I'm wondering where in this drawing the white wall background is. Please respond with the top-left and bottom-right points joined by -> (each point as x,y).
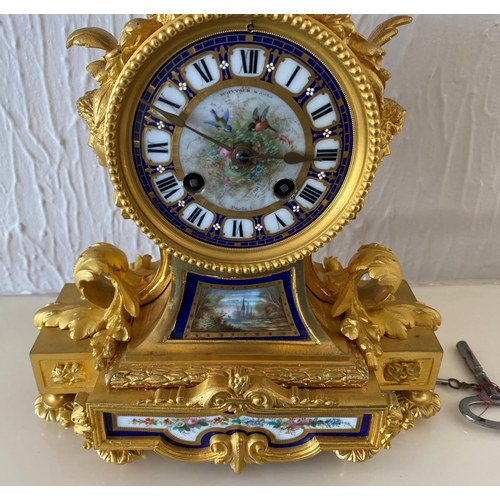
1,14 -> 499,294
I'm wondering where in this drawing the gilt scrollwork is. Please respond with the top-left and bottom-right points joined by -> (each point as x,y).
137,368 -> 338,413
380,390 -> 440,451
308,244 -> 441,370
335,388 -> 441,461
66,17 -> 162,169
310,15 -> 410,159
71,392 -> 93,449
33,243 -> 169,371
210,432 -> 268,474
379,392 -> 406,450
384,361 -> 421,384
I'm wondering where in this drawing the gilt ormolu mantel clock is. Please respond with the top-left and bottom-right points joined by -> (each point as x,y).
30,14 -> 443,473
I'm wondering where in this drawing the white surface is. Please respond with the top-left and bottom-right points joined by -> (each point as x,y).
1,14 -> 500,294
2,285 -> 500,486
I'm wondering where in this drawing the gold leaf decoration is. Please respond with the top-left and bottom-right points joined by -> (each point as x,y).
310,14 -> 411,161
368,15 -> 413,49
311,15 -> 411,87
313,244 -> 441,370
228,367 -> 251,395
70,307 -> 104,341
33,243 -> 166,371
148,14 -> 180,25
71,393 -> 94,450
398,390 -> 441,419
380,98 -> 406,157
33,303 -> 104,341
110,359 -> 367,390
34,394 -> 75,429
136,370 -> 339,413
67,16 -> 162,167
369,302 -> 441,340
118,18 -> 162,51
97,449 -> 144,465
334,448 -> 379,462
51,363 -> 86,385
211,432 -> 268,474
66,27 -> 118,52
379,392 -> 405,449
384,362 -> 421,384
308,14 -> 355,39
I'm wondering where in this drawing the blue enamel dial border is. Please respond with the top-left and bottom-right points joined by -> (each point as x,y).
133,31 -> 353,248
104,413 -> 371,449
170,270 -> 310,340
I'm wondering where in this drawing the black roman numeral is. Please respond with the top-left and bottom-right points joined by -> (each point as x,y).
298,184 -> 323,205
156,174 -> 180,201
275,214 -> 287,228
232,220 -> 244,238
193,58 -> 213,83
317,148 -> 338,162
285,65 -> 301,87
157,95 -> 181,109
240,49 -> 259,74
311,102 -> 334,122
147,142 -> 169,154
187,206 -> 207,228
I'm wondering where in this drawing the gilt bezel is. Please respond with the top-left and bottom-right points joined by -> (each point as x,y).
105,15 -> 380,273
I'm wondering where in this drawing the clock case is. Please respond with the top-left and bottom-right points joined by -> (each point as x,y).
30,15 -> 442,473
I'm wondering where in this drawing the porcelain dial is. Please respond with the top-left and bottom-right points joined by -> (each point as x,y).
132,29 -> 353,250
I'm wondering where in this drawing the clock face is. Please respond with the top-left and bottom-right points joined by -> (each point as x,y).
108,16 -> 375,271
177,85 -> 307,214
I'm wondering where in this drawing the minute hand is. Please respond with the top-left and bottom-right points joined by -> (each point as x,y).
251,152 -> 324,165
140,99 -> 234,152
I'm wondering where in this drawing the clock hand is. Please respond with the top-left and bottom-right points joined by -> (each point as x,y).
250,152 -> 325,165
140,99 -> 234,152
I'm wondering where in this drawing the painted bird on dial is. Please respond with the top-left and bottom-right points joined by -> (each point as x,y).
248,106 -> 277,132
204,109 -> 232,132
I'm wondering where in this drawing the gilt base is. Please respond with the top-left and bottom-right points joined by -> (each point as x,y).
31,263 -> 442,473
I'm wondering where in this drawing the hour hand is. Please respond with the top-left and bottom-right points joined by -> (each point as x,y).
140,99 -> 234,152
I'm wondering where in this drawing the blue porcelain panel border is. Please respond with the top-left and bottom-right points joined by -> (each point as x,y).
104,414 -> 372,449
170,270 -> 310,340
